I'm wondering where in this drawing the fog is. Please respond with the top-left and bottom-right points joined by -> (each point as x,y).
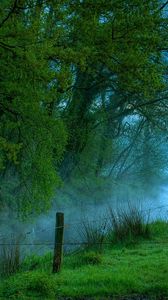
0,183 -> 168,259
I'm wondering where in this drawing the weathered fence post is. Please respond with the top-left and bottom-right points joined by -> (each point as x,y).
52,212 -> 64,273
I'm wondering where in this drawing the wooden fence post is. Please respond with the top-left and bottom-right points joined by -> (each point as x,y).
52,212 -> 64,273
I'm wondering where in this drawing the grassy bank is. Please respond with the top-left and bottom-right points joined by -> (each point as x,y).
0,221 -> 168,299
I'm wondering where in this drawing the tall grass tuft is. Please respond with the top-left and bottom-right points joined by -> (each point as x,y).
108,204 -> 150,243
78,216 -> 108,252
0,235 -> 21,277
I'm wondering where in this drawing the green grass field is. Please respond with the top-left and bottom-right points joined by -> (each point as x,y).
0,221 -> 168,299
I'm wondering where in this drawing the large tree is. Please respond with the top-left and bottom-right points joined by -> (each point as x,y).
0,0 -> 167,215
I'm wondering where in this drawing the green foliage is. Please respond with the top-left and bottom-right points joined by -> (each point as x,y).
0,137 -> 22,167
0,1 -> 69,215
0,0 -> 167,215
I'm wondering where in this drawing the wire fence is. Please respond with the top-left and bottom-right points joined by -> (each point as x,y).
0,203 -> 168,295
0,204 -> 168,240
1,202 -> 167,239
1,241 -> 168,246
0,203 -> 168,247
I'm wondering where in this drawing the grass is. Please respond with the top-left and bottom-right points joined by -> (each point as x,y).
0,235 -> 21,277
78,216 -> 108,252
108,205 -> 150,243
0,221 -> 168,299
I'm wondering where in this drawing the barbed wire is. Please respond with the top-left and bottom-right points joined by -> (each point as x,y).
1,240 -> 168,247
24,203 -> 168,234
24,203 -> 168,233
0,203 -> 168,241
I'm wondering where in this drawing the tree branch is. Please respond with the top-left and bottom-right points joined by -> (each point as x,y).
0,0 -> 18,28
158,1 -> 168,11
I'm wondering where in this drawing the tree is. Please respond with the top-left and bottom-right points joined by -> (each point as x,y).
0,0 -> 167,216
58,0 -> 167,179
0,0 -> 69,215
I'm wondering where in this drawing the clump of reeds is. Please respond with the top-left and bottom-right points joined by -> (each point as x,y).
108,204 -> 150,243
0,234 -> 20,277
